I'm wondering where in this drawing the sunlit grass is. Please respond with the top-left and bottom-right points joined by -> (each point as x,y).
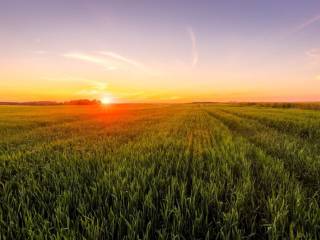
0,104 -> 319,239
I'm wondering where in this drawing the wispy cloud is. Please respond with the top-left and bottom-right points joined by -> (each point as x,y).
41,75 -> 108,96
305,48 -> 320,66
63,52 -> 116,70
306,48 -> 320,58
77,81 -> 108,96
63,51 -> 152,73
187,27 -> 199,68
98,51 -> 146,70
292,14 -> 320,33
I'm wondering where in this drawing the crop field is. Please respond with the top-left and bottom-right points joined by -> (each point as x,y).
1,104 -> 320,239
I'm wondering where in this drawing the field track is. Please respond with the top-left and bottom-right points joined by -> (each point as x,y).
1,104 -> 320,239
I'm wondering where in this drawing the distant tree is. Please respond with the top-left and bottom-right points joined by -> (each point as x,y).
63,99 -> 101,105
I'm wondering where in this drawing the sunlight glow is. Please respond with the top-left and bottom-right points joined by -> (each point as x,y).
101,96 -> 112,105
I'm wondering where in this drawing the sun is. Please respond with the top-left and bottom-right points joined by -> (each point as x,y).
101,96 -> 112,105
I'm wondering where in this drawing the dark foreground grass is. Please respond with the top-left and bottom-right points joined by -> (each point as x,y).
0,104 -> 320,239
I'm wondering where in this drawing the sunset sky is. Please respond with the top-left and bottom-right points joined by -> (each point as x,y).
1,0 -> 320,102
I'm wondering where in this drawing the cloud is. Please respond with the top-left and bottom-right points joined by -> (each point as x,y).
292,14 -> 320,33
104,66 -> 117,71
305,48 -> 320,66
98,51 -> 146,70
77,81 -> 108,96
306,48 -> 320,58
63,52 -> 116,70
40,74 -> 111,99
187,27 -> 199,68
63,51 -> 152,73
40,75 -> 108,96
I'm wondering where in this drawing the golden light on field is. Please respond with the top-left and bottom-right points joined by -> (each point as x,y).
101,96 -> 113,105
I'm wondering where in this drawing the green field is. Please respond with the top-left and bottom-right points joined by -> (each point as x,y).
1,104 -> 320,239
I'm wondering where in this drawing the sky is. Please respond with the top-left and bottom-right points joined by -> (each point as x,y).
1,0 -> 320,102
